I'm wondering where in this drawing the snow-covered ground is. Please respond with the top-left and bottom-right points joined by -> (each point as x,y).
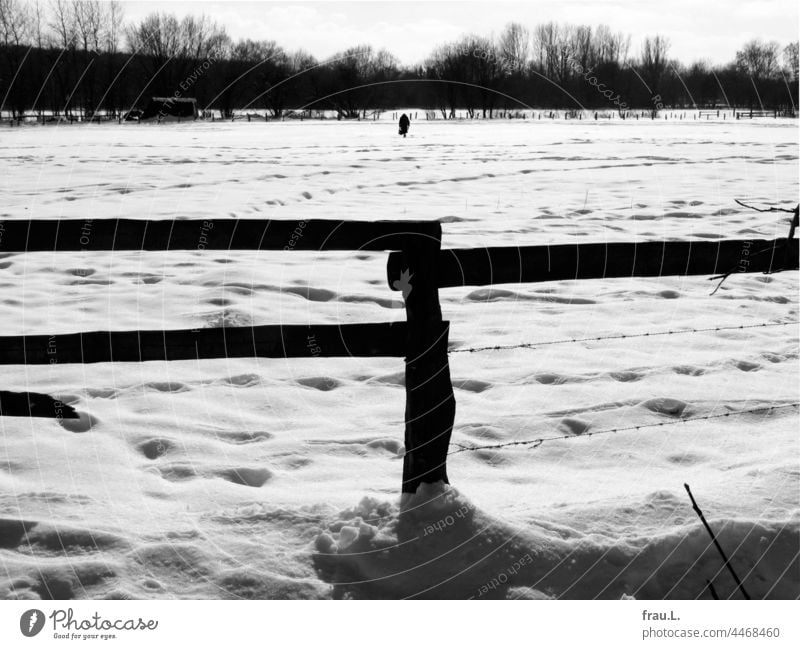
0,117 -> 797,599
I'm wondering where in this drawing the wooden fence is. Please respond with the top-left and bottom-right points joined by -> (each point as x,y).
735,110 -> 787,119
0,215 -> 797,493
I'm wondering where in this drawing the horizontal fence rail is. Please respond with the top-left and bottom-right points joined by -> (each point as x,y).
0,391 -> 78,419
0,219 -> 442,252
2,211 -> 796,497
0,322 -> 433,365
387,238 -> 798,289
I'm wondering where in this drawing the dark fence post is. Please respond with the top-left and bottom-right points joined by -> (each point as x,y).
400,226 -> 456,494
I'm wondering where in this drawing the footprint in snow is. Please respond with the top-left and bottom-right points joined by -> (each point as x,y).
137,438 -> 175,460
58,411 -> 98,433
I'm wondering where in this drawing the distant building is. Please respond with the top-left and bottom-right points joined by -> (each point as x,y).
139,97 -> 199,122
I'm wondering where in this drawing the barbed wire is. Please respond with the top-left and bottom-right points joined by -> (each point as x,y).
448,403 -> 800,455
449,320 -> 799,354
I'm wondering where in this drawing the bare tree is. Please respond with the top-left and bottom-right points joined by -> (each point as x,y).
181,13 -> 227,63
126,13 -> 181,61
327,44 -> 399,118
468,34 -> 504,117
533,22 -> 556,79
784,42 -> 799,82
0,0 -> 31,119
126,12 -> 227,96
735,39 -> 781,80
30,0 -> 44,47
257,41 -> 292,118
533,22 -> 573,85
47,0 -> 81,117
70,1 -> 109,117
567,24 -> 595,71
215,38 -> 287,118
498,22 -> 529,75
424,42 -> 462,118
531,22 -> 551,70
103,0 -> 123,53
640,35 -> 670,114
73,0 -> 103,52
0,0 -> 31,46
595,24 -> 630,67
49,0 -> 76,48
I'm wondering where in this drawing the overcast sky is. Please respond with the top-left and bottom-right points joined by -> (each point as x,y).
120,0 -> 799,66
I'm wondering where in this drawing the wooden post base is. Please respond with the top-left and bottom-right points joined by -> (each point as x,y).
402,325 -> 455,493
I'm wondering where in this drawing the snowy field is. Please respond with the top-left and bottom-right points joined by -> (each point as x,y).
0,117 -> 797,599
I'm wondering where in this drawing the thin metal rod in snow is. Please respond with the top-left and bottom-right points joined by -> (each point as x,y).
684,483 -> 751,600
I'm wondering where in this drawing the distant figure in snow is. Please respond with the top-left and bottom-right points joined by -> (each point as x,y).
398,113 -> 410,137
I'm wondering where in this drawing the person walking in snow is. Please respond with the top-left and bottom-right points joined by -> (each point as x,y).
398,113 -> 410,137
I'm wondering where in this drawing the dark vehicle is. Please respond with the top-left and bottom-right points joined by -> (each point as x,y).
123,109 -> 143,122
139,97 -> 198,122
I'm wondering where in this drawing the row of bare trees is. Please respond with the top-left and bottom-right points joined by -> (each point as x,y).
2,0 -> 124,117
1,1 -> 798,120
0,0 -> 403,118
421,24 -> 797,118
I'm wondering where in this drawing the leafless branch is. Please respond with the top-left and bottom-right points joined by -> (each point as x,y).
734,198 -> 797,214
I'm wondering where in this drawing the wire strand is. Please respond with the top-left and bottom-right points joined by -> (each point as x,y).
449,403 -> 800,454
449,320 -> 799,354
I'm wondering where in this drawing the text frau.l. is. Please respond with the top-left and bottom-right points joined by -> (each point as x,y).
50,609 -> 158,632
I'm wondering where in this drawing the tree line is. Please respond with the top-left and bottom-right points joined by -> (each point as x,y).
1,0 -> 798,120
